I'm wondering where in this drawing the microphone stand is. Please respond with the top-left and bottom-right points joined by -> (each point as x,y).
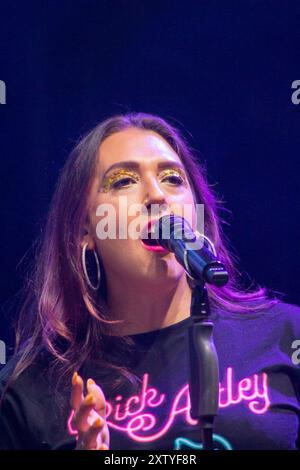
187,277 -> 219,450
152,215 -> 228,449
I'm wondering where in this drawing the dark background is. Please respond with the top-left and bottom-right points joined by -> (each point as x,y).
0,0 -> 299,358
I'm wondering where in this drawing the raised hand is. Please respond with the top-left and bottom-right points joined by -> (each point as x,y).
69,372 -> 110,450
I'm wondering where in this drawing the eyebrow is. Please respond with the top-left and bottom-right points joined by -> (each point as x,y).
102,160 -> 186,179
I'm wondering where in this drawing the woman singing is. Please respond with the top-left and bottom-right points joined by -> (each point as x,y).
0,113 -> 299,450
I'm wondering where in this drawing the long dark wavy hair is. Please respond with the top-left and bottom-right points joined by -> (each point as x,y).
4,112 -> 280,396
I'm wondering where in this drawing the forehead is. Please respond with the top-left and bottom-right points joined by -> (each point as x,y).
97,128 -> 182,173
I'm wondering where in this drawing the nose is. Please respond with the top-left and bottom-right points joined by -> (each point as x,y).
142,177 -> 169,214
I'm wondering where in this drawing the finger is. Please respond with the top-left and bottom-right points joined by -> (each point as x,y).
70,372 -> 84,411
100,443 -> 109,451
73,393 -> 96,433
86,379 -> 107,417
79,416 -> 104,450
100,422 -> 110,449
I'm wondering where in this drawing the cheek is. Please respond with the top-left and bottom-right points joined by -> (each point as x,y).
91,195 -> 141,258
94,196 -> 143,240
169,190 -> 198,231
90,194 -> 122,238
184,188 -> 199,231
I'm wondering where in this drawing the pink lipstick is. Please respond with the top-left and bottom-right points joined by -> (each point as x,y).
140,219 -> 169,253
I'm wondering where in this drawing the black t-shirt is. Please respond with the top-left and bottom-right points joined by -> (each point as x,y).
0,301 -> 300,450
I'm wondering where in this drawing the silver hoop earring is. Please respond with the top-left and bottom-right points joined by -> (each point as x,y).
81,242 -> 101,290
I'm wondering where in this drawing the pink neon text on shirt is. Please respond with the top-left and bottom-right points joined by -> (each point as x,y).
68,367 -> 270,443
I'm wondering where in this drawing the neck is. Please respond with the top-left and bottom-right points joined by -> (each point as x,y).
105,273 -> 192,336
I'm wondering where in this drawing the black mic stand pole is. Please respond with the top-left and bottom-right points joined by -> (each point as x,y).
187,277 -> 219,450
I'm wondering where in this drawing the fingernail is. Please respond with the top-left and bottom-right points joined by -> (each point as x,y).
72,372 -> 78,386
87,378 -> 96,387
85,393 -> 95,406
93,417 -> 102,427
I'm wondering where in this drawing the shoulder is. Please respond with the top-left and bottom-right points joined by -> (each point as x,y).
214,299 -> 300,339
0,356 -> 17,386
272,300 -> 300,317
0,350 -> 51,396
0,349 -> 68,425
215,299 -> 300,321
0,351 -> 72,449
262,300 -> 300,329
269,302 -> 300,349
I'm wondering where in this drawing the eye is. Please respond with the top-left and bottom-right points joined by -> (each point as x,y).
111,177 -> 137,189
161,174 -> 185,186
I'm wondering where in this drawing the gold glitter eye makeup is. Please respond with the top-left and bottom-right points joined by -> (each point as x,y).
160,168 -> 187,186
100,169 -> 140,193
100,166 -> 187,193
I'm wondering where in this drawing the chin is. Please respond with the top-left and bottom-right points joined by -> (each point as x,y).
139,263 -> 184,283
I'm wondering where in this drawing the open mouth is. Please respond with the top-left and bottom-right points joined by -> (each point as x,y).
140,229 -> 162,250
141,233 -> 160,247
140,219 -> 169,252
140,239 -> 168,252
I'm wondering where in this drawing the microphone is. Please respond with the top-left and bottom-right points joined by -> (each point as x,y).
153,215 -> 229,287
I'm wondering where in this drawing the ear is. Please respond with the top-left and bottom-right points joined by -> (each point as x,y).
81,224 -> 96,250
